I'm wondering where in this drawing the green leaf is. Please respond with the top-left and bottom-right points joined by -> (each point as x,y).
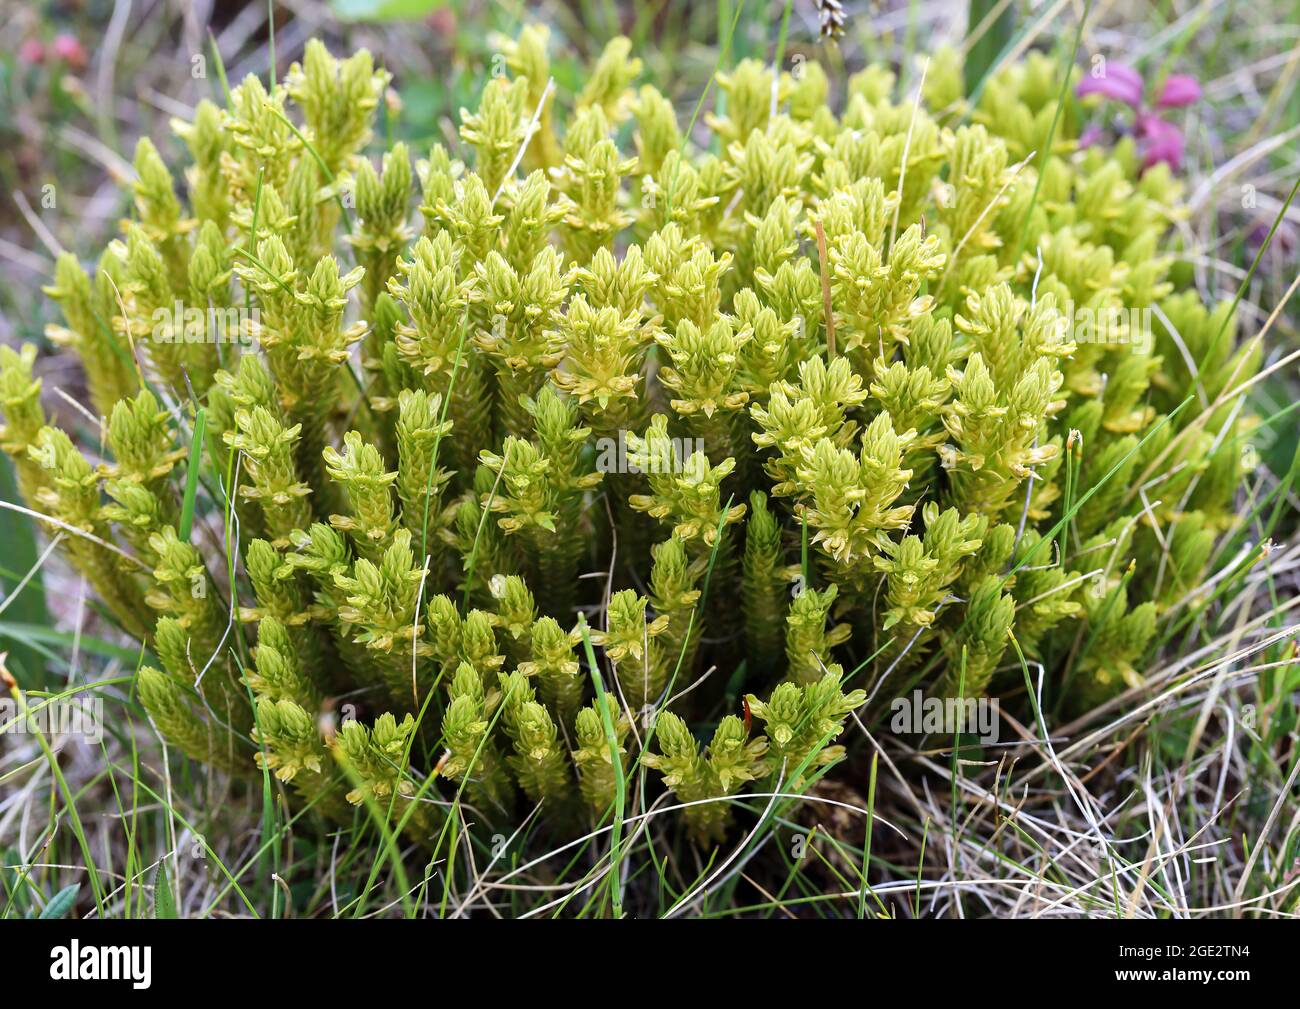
152,862 -> 178,919
39,883 -> 80,919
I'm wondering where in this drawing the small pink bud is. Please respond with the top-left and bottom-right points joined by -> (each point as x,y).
1156,74 -> 1201,109
1248,219 -> 1297,255
19,39 -> 45,66
1076,62 -> 1144,107
51,33 -> 87,71
425,9 -> 456,35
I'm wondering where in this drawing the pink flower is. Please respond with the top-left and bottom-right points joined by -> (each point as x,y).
1076,61 -> 1201,174
19,39 -> 45,65
51,33 -> 87,71
1156,74 -> 1202,108
1136,114 -> 1185,172
1076,62 -> 1144,107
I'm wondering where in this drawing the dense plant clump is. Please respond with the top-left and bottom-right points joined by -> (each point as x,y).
0,31 -> 1256,866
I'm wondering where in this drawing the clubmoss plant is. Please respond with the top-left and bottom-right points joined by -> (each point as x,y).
0,29 -> 1259,889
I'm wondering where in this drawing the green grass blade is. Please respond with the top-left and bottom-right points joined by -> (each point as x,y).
178,407 -> 207,542
964,0 -> 1017,97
